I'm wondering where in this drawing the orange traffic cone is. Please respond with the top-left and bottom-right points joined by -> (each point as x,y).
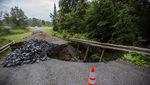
88,66 -> 96,85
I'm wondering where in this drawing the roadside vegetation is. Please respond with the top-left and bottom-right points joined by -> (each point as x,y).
44,27 -> 150,67
43,27 -> 88,40
50,0 -> 150,67
122,52 -> 150,67
0,6 -> 51,45
0,7 -> 51,59
0,28 -> 31,46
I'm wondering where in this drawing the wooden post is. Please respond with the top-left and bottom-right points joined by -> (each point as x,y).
84,46 -> 89,62
99,49 -> 105,62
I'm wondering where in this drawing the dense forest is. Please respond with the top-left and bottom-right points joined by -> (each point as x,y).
52,0 -> 150,47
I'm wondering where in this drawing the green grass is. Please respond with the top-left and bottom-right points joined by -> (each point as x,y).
2,32 -> 30,42
43,26 -> 55,35
43,26 -> 88,40
0,27 -> 31,59
122,52 -> 150,67
0,28 -> 31,46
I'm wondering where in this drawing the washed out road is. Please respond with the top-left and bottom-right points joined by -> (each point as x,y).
0,27 -> 150,85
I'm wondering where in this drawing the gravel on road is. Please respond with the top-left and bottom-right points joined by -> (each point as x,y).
2,39 -> 58,67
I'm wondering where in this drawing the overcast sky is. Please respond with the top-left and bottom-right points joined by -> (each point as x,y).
0,0 -> 59,21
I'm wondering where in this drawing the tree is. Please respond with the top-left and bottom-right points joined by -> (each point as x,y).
30,18 -> 42,27
56,0 -> 88,32
42,20 -> 45,25
0,11 -> 3,33
27,18 -> 50,27
138,0 -> 150,46
3,13 -> 11,26
0,11 -> 3,26
84,0 -> 141,45
52,3 -> 58,31
9,6 -> 28,28
0,11 -> 11,35
59,0 -> 79,14
56,0 -> 141,45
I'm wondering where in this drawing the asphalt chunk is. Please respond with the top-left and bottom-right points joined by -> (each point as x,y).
2,39 -> 58,67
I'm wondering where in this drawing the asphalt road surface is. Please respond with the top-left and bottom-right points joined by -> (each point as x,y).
0,59 -> 150,85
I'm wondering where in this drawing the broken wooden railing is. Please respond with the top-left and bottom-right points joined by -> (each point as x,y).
69,38 -> 150,56
0,41 -> 14,54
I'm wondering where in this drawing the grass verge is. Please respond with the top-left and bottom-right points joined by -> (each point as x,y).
122,52 -> 150,68
43,27 -> 88,40
0,27 -> 31,59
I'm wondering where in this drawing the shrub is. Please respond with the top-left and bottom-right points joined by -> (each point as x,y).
56,0 -> 141,46
122,52 -> 150,67
84,0 -> 140,45
0,26 -> 11,36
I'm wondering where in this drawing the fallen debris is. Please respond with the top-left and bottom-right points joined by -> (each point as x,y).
2,39 -> 57,67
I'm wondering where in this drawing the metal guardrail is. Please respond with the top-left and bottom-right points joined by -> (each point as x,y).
69,38 -> 150,56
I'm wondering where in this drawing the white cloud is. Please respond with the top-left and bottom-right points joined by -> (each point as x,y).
0,0 -> 59,21
20,0 -> 59,20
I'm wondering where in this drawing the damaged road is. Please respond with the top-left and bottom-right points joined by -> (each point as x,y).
0,27 -> 150,85
0,59 -> 150,85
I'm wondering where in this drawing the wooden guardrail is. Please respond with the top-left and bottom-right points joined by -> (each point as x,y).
69,38 -> 150,56
0,41 -> 14,54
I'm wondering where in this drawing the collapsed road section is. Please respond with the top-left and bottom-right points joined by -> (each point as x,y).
0,29 -> 150,85
1,31 -> 77,67
2,39 -> 57,67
